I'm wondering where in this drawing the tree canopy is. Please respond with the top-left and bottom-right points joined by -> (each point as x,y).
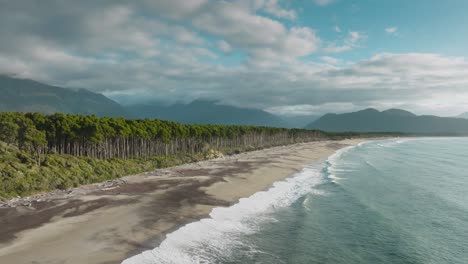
0,112 -> 330,160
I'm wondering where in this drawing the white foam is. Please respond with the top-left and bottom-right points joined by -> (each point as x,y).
325,145 -> 358,183
122,163 -> 326,264
326,139 -> 415,183
374,138 -> 416,148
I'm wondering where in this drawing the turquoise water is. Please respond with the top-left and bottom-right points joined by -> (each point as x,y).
124,138 -> 468,264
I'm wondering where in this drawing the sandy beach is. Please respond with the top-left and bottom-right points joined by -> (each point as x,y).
0,139 -> 365,264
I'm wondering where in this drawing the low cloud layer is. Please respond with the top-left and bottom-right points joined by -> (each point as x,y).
0,0 -> 467,116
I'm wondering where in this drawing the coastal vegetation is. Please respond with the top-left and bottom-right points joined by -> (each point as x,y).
0,112 -> 326,160
0,112 -> 395,199
0,141 -> 197,200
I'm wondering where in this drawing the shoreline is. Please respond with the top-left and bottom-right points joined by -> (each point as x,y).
0,139 -> 369,264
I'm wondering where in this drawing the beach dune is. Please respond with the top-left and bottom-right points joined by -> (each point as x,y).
0,139 -> 364,264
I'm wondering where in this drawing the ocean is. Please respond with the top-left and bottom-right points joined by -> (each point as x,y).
123,138 -> 468,264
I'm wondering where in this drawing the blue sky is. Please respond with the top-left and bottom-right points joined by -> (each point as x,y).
1,0 -> 468,116
217,0 -> 468,63
296,0 -> 468,59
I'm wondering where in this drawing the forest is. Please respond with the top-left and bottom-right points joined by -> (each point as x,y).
0,112 -> 330,163
0,112 -> 396,199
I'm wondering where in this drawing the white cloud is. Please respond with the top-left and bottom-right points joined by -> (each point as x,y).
334,26 -> 342,32
322,45 -> 352,53
1,1 -> 468,116
348,31 -> 363,44
385,27 -> 398,35
193,2 -> 287,47
192,1 -> 320,62
142,0 -> 209,20
266,102 -> 356,116
83,5 -> 159,55
217,40 -> 233,54
321,56 -> 341,64
283,27 -> 321,56
172,27 -> 205,45
259,0 -> 297,20
314,0 -> 335,6
322,31 -> 365,53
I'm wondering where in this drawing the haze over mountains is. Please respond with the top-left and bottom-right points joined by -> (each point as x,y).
0,75 -> 126,117
307,108 -> 468,135
0,75 -> 297,127
126,100 -> 289,127
3,75 -> 468,134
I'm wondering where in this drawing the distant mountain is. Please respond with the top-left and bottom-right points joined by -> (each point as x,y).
125,100 -> 289,127
457,112 -> 468,119
0,75 -> 312,128
306,108 -> 468,134
0,75 -> 126,117
381,108 -> 416,117
277,115 -> 319,128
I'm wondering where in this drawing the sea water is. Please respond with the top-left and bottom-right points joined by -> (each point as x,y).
123,138 -> 468,264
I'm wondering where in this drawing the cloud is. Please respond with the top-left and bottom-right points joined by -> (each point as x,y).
385,27 -> 398,35
282,27 -> 321,56
142,0 -> 209,20
0,0 -> 319,66
322,45 -> 352,53
265,102 -> 355,116
348,31 -> 363,44
322,31 -> 365,53
105,53 -> 468,117
192,3 -> 287,47
192,1 -> 320,62
217,40 -> 233,54
259,0 -> 297,20
313,0 -> 335,6
334,26 -> 342,32
172,27 -> 205,45
1,1 -> 468,117
321,56 -> 341,64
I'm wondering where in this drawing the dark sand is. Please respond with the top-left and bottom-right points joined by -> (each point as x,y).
0,139 -> 364,264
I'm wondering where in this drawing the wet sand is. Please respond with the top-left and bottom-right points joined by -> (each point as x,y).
0,139 -> 366,264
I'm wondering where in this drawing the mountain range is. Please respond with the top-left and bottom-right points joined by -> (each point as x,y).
0,75 -> 297,127
307,108 -> 468,135
3,75 -> 468,134
125,101 -> 289,127
0,75 -> 126,117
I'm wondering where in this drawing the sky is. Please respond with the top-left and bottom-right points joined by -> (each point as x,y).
1,0 -> 468,116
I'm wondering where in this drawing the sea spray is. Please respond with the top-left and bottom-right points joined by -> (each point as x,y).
125,137 -> 468,264
123,162 -> 330,264
228,137 -> 468,264
324,145 -> 357,183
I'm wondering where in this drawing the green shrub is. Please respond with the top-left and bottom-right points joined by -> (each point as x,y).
0,143 -> 200,200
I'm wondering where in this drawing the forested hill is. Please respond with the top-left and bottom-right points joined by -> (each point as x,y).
0,112 -> 327,162
0,112 -> 399,199
0,76 -> 306,127
307,108 -> 468,134
0,75 -> 127,117
125,100 -> 289,128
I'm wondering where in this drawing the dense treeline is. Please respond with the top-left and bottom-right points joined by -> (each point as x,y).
0,140 -> 204,199
0,112 -> 403,199
0,112 -> 329,164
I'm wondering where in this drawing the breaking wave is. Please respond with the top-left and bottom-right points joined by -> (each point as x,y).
123,162 -> 328,264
